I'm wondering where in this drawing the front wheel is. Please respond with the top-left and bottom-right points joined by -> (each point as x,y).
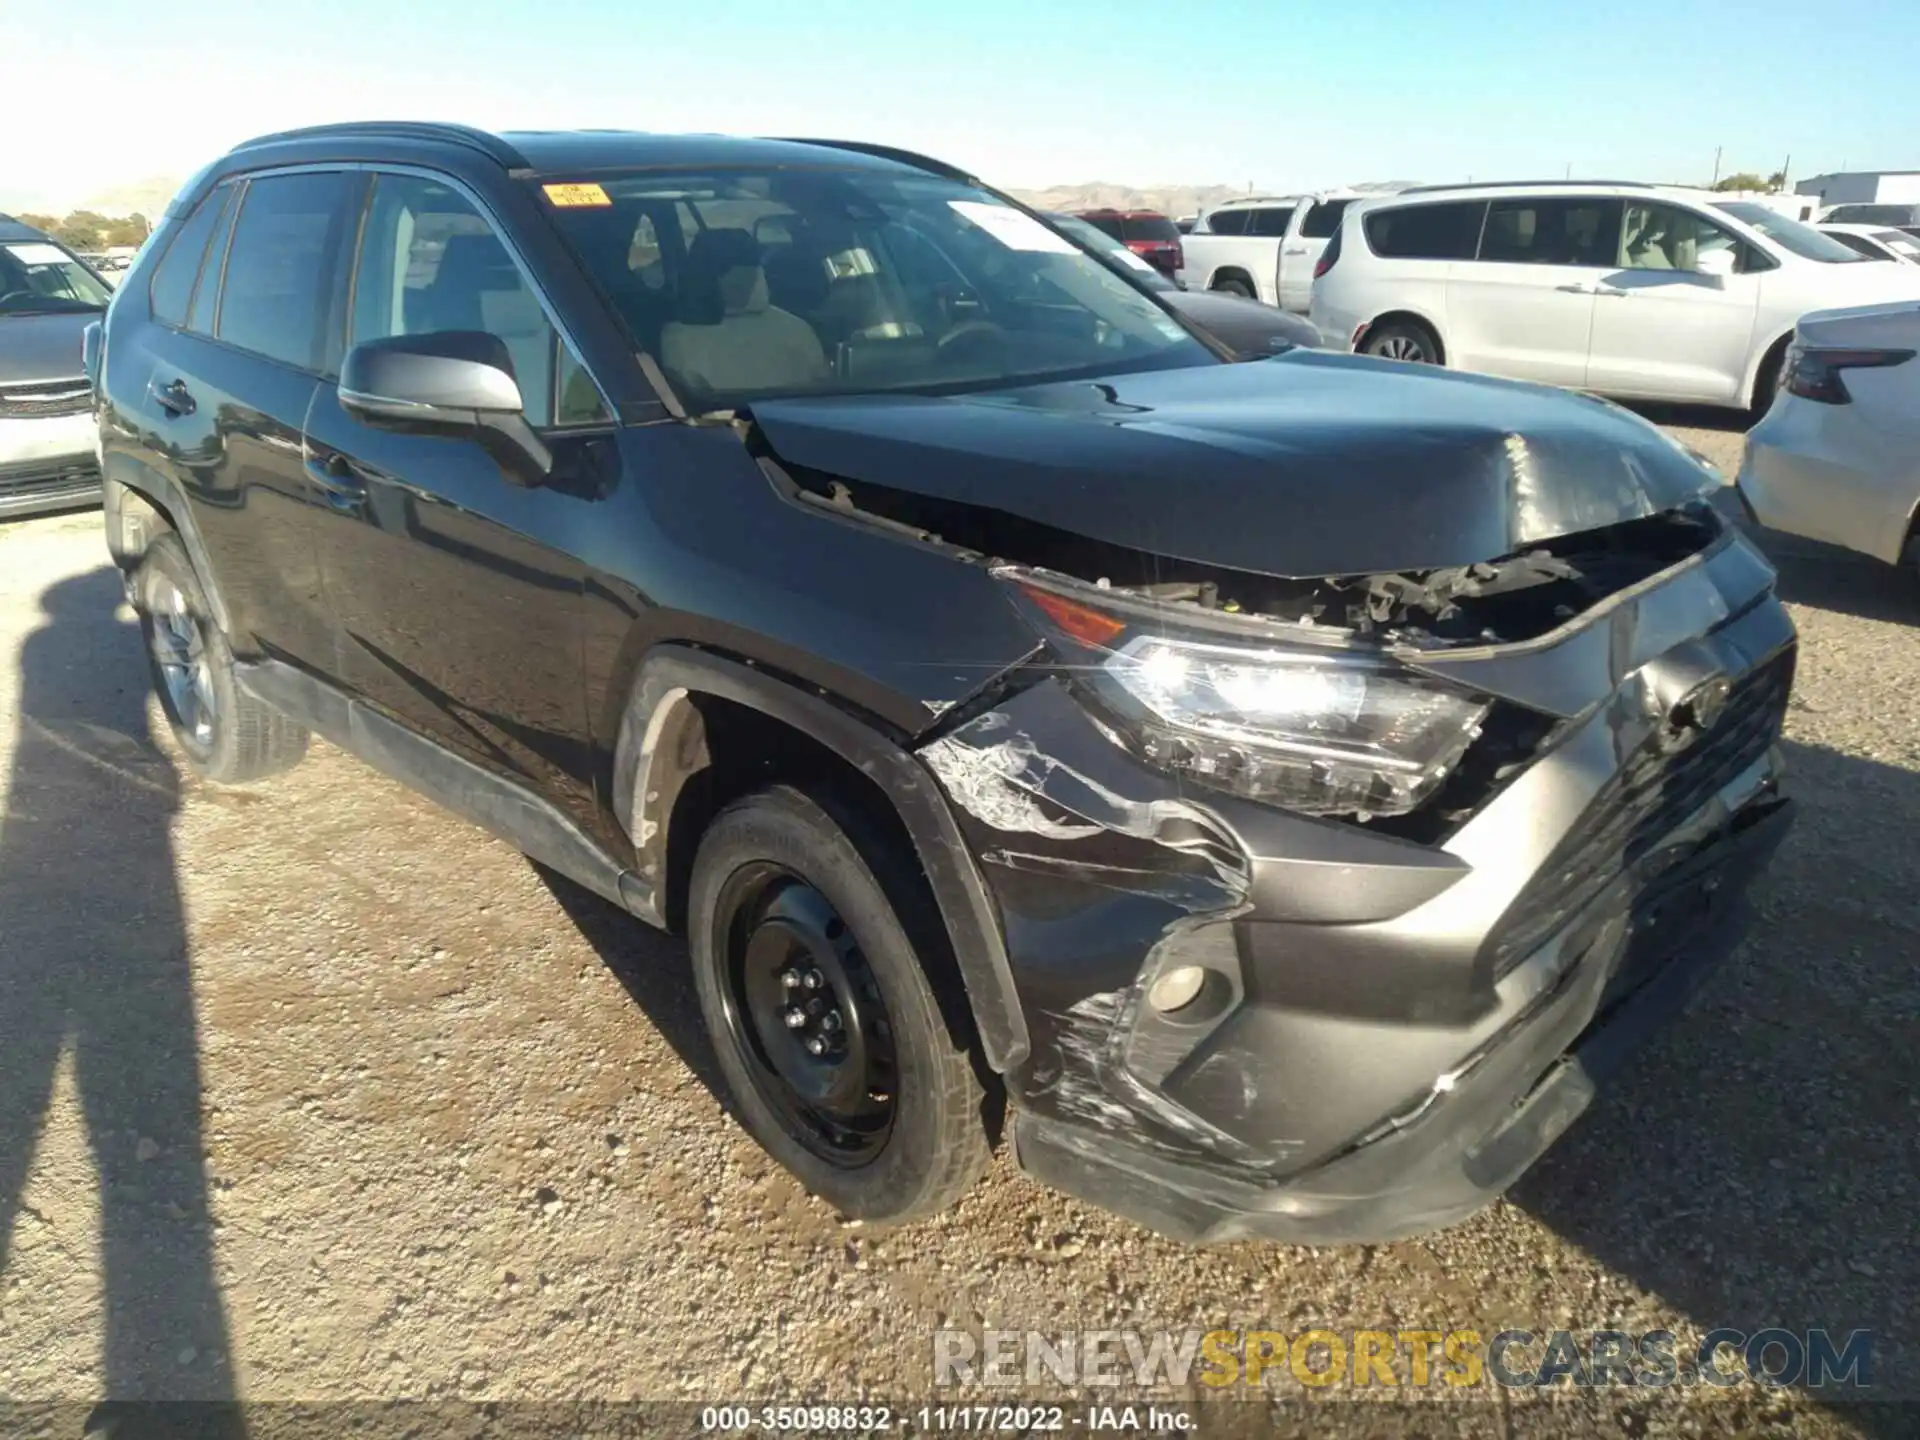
1362,319 -> 1442,366
687,784 -> 993,1224
133,534 -> 308,783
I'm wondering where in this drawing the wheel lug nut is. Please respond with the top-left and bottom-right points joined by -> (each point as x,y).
783,1007 -> 807,1029
805,1036 -> 827,1056
821,1011 -> 842,1032
802,969 -> 823,990
781,969 -> 802,989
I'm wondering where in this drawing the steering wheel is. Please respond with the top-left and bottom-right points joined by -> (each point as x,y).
936,319 -> 1006,357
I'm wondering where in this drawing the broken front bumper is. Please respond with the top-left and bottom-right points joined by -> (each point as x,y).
918,532 -> 1796,1244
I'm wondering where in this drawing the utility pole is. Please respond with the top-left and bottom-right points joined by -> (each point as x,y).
1778,153 -> 1791,192
1711,145 -> 1722,187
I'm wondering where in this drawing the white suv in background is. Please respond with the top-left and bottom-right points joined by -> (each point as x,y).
1177,191 -> 1370,311
1310,181 -> 1920,411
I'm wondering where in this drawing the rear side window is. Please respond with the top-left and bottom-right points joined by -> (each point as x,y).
1119,215 -> 1180,243
1479,198 -> 1622,266
1299,199 -> 1351,238
149,190 -> 226,326
1365,201 -> 1486,260
1077,213 -> 1125,241
218,172 -> 357,371
1248,207 -> 1295,237
1829,204 -> 1909,226
1204,209 -> 1251,236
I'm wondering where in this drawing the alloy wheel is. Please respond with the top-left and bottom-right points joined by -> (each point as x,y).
147,578 -> 216,750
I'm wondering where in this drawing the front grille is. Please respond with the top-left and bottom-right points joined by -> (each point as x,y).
1485,646 -> 1795,977
0,376 -> 93,418
0,454 -> 102,507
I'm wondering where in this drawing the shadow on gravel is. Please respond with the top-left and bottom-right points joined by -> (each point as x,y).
533,866 -> 736,1103
0,565 -> 243,1424
1512,736 -> 1920,1435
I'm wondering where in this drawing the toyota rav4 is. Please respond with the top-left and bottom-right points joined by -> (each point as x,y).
90,124 -> 1796,1243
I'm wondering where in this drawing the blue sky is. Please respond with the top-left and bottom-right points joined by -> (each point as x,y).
7,0 -> 1916,209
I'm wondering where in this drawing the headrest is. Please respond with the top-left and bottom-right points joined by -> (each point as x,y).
685,228 -> 768,317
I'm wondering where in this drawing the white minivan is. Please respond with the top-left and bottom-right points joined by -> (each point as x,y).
1310,182 -> 1920,411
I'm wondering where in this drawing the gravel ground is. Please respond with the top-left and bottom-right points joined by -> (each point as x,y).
1,413 -> 1914,1437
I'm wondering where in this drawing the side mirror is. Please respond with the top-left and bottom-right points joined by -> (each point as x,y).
1693,248 -> 1737,282
340,331 -> 551,484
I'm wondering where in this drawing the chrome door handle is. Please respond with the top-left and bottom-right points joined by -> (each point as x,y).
1554,283 -> 1596,294
1283,246 -> 1308,255
1593,286 -> 1632,298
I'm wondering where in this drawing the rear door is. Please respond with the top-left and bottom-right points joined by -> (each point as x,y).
1583,201 -> 1763,403
131,170 -> 359,671
1445,195 -> 1620,386
1279,198 -> 1351,311
301,169 -> 617,817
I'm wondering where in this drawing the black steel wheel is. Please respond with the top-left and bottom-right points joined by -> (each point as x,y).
687,784 -> 994,1223
714,863 -> 898,1165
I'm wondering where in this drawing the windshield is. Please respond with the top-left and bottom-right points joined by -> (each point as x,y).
538,168 -> 1212,409
0,239 -> 112,313
1049,213 -> 1176,290
1713,203 -> 1867,263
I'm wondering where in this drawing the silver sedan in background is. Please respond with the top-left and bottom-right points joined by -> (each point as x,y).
1739,300 -> 1920,579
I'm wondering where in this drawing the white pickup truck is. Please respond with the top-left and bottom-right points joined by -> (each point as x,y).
1176,192 -> 1369,312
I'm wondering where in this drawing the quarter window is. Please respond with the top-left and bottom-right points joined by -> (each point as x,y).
1365,201 -> 1487,260
218,172 -> 356,371
186,186 -> 239,336
350,173 -> 606,427
1299,199 -> 1351,238
149,189 -> 227,327
1479,198 -> 1622,267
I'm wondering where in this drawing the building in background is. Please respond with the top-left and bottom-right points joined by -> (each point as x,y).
1795,171 -> 1920,207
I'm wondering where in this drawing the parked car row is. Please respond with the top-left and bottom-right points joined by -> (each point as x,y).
79,123 -> 1799,1248
1308,181 -> 1920,411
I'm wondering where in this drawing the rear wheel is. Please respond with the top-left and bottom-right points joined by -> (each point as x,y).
133,534 -> 308,783
1362,318 -> 1442,366
687,784 -> 993,1224
1211,276 -> 1254,299
1750,338 -> 1792,421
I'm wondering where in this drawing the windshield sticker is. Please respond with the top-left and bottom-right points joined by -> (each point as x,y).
947,202 -> 1077,255
4,243 -> 72,267
542,183 -> 612,209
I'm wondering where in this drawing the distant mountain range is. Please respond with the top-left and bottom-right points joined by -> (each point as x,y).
0,175 -> 184,221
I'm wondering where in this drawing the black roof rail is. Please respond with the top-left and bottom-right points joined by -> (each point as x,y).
770,137 -> 977,184
230,121 -> 527,168
1397,178 -> 1653,195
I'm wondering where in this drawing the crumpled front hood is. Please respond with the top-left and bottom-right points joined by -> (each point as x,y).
749,352 -> 1719,577
0,311 -> 96,384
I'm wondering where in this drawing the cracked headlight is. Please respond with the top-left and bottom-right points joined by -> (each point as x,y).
1105,634 -> 1489,817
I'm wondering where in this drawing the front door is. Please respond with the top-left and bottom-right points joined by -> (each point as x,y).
1583,201 -> 1762,404
301,170 -> 617,821
1444,196 -> 1621,387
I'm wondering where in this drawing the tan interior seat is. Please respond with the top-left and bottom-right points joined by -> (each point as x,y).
658,228 -> 830,395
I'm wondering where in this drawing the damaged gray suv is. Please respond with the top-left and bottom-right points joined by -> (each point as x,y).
94,125 -> 1794,1244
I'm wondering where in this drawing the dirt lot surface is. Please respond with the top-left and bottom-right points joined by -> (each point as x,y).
1,412 -> 1915,1437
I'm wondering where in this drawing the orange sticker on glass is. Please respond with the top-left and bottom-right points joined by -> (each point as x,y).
543,183 -> 612,208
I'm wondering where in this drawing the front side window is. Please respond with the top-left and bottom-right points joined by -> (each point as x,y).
0,237 -> 112,315
1827,204 -> 1909,227
1876,229 -> 1920,262
1248,207 -> 1295,238
218,171 -> 357,371
1365,200 -> 1486,260
1824,231 -> 1881,260
1713,202 -> 1866,263
1480,198 -> 1622,267
1299,199 -> 1351,239
1619,202 -> 1748,272
540,168 -> 1212,410
350,173 -> 606,428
